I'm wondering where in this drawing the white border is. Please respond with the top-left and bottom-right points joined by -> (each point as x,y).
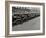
9,4 -> 43,34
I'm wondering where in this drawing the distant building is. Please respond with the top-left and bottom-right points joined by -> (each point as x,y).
12,7 -> 40,16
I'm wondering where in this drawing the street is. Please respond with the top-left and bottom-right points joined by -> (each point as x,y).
12,16 -> 40,31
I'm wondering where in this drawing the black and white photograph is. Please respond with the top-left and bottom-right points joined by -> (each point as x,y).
12,7 -> 40,31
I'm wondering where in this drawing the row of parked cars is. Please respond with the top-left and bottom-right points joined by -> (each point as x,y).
12,13 -> 40,26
